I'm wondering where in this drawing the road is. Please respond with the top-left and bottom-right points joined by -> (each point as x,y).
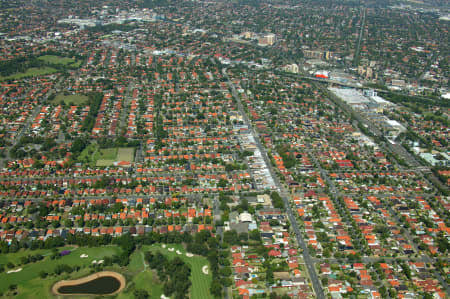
12,193 -> 217,203
0,169 -> 245,182
223,68 -> 325,299
354,7 -> 366,66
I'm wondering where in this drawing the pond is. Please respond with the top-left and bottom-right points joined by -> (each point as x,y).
57,276 -> 120,295
52,271 -> 126,296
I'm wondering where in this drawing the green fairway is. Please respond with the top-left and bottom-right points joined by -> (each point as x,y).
52,93 -> 89,105
143,244 -> 213,299
133,270 -> 163,298
0,246 -> 73,265
127,250 -> 144,273
0,67 -> 57,81
38,55 -> 76,65
116,251 -> 164,299
0,246 -> 121,297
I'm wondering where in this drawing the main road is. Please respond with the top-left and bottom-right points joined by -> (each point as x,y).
223,68 -> 325,299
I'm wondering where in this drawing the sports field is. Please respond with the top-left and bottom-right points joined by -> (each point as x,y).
96,147 -> 134,167
117,147 -> 134,161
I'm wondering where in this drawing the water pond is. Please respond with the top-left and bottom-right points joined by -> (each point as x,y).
52,271 -> 125,296
57,276 -> 120,295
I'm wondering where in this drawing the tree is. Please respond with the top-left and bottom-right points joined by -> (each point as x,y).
223,230 -> 238,245
270,192 -> 284,209
217,178 -> 228,188
249,230 -> 261,241
134,289 -> 149,299
64,219 -> 73,227
210,280 -> 222,297
39,271 -> 48,278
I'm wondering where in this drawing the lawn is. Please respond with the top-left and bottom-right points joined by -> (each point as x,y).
0,67 -> 57,81
38,55 -> 75,65
51,93 -> 89,105
143,244 -> 213,299
0,246 -> 121,297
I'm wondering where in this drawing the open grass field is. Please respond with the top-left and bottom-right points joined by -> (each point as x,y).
0,67 -> 57,81
143,244 -> 212,299
69,60 -> 83,68
77,143 -> 99,167
98,148 -> 118,160
0,246 -> 121,298
38,55 -> 75,65
51,94 -> 89,105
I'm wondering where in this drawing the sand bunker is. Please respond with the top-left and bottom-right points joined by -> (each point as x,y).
176,250 -> 182,255
80,254 -> 88,258
186,253 -> 194,257
7,268 -> 22,274
162,244 -> 166,248
168,248 -> 174,252
202,265 -> 209,275
161,295 -> 170,299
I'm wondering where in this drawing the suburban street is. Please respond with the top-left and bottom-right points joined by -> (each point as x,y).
224,68 -> 326,299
